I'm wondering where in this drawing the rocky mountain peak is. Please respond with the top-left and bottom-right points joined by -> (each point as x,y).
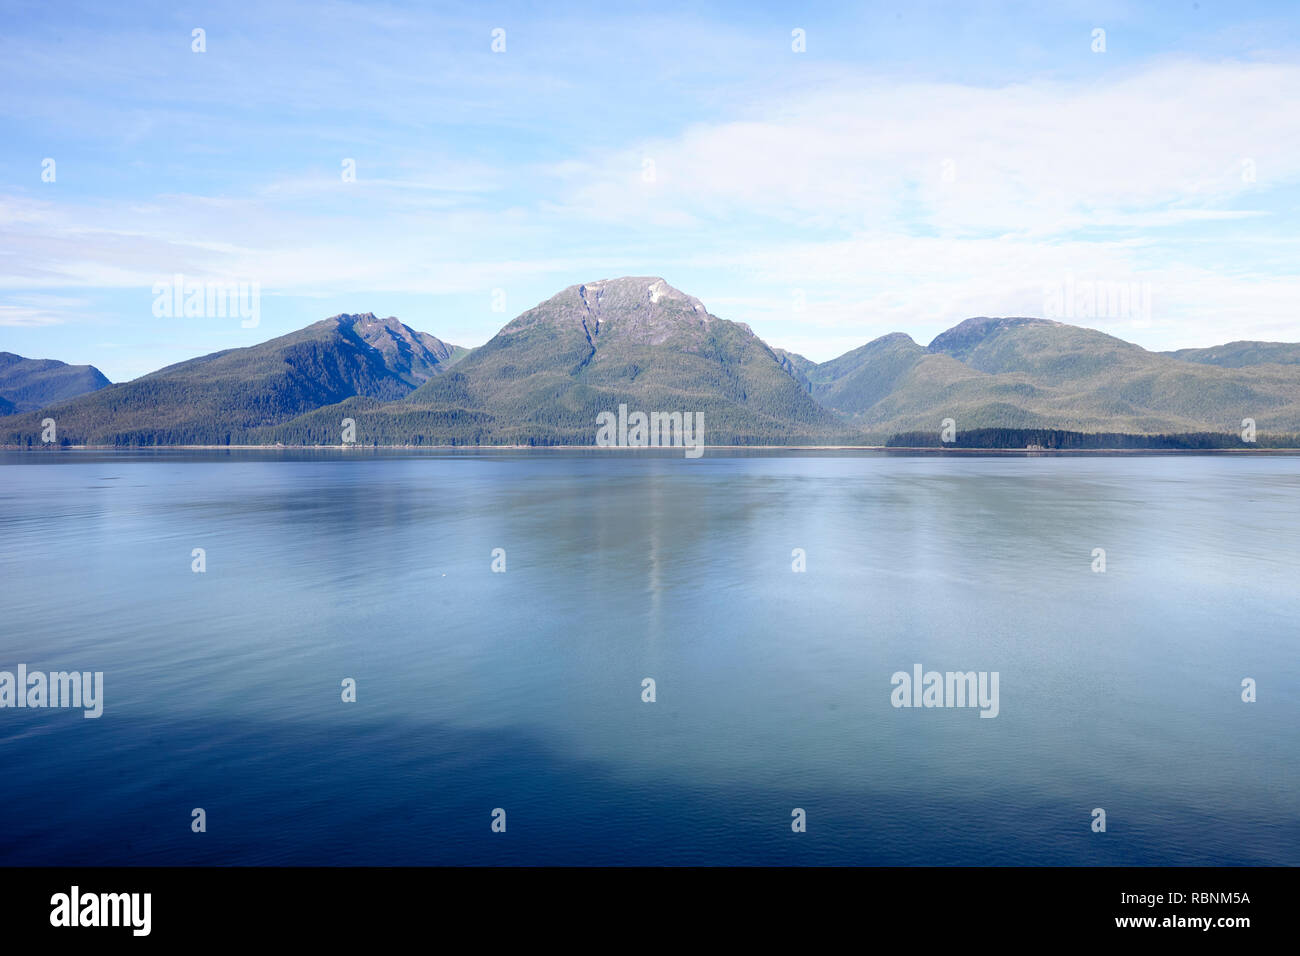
503,276 -> 716,349
326,313 -> 460,383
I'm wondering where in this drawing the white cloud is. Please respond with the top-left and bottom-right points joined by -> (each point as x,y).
695,233 -> 1300,358
550,59 -> 1300,237
1,58 -> 1298,356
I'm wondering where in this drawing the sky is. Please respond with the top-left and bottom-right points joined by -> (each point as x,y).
1,0 -> 1299,381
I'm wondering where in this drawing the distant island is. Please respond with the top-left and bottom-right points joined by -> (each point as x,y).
4,277 -> 1300,449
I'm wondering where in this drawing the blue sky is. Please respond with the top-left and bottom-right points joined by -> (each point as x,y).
2,0 -> 1299,381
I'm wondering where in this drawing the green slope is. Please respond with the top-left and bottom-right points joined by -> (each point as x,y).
771,348 -> 816,391
264,278 -> 860,445
800,316 -> 1300,438
1165,341 -> 1300,367
0,314 -> 463,445
0,352 -> 111,412
7,281 -> 1300,447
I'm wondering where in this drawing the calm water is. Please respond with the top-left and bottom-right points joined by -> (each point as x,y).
0,450 -> 1296,865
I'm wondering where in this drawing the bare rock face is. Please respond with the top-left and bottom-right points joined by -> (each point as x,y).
331,313 -> 463,386
501,277 -> 717,352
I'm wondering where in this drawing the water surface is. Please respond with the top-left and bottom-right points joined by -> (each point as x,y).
1,450 -> 1296,865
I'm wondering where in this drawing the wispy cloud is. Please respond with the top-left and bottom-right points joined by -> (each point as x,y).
0,295 -> 92,327
1,2 -> 1297,374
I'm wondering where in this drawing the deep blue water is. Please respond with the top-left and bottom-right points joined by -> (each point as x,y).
1,450 -> 1296,865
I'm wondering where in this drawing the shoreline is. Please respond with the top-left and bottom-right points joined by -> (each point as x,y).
5,444 -> 1300,454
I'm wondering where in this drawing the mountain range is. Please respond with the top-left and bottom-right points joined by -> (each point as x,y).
0,352 -> 110,415
3,277 -> 1299,446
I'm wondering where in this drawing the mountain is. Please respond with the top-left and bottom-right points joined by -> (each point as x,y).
0,352 -> 110,413
1164,341 -> 1300,367
799,333 -> 943,417
802,317 -> 1300,438
5,280 -> 1300,447
771,348 -> 816,390
349,313 -> 468,384
264,278 -> 856,445
0,314 -> 463,445
926,317 -> 1062,361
